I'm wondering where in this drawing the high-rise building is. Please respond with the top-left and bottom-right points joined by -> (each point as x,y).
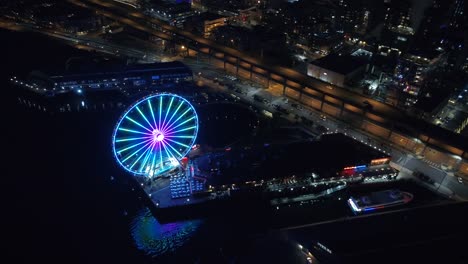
383,0 -> 412,29
446,0 -> 466,70
448,0 -> 464,31
146,0 -> 194,28
412,0 -> 451,51
378,0 -> 414,54
337,0 -> 371,35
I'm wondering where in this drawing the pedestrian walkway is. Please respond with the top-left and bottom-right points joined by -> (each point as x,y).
422,158 -> 442,170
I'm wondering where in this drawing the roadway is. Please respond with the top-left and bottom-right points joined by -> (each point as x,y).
69,0 -> 409,120
0,19 -> 158,62
69,0 -> 468,158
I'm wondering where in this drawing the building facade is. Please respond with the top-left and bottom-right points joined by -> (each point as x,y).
28,61 -> 193,94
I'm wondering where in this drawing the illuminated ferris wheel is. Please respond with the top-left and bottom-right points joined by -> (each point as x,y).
112,93 -> 198,177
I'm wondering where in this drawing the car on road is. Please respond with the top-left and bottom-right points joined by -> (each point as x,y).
253,94 -> 263,102
413,171 -> 435,185
230,93 -> 240,100
224,75 -> 237,81
291,103 -> 301,109
274,105 -> 289,114
316,125 -> 328,133
301,116 -> 313,126
363,100 -> 373,110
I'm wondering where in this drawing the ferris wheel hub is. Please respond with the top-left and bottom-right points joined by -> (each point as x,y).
152,130 -> 164,142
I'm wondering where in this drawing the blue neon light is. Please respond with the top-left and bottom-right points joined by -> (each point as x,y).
112,93 -> 198,177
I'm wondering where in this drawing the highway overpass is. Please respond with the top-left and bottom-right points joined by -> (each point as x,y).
69,0 -> 468,175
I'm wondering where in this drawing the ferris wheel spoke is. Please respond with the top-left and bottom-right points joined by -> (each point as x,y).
165,134 -> 194,139
162,101 -> 183,132
148,99 -> 157,129
165,116 -> 195,133
160,140 -> 180,164
165,138 -> 190,149
117,137 -> 153,154
158,95 -> 163,131
165,108 -> 191,132
125,116 -> 152,133
159,140 -> 171,158
161,96 -> 174,132
136,106 -> 154,130
118,127 -> 151,135
166,148 -> 180,166
115,135 -> 151,143
158,141 -> 164,170
149,145 -> 157,173
166,125 -> 197,135
121,140 -> 153,164
130,141 -> 154,170
138,142 -> 155,172
163,139 -> 184,158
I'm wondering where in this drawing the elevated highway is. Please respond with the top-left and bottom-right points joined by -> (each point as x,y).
69,0 -> 468,173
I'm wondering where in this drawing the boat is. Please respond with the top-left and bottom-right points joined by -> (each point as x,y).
347,189 -> 413,213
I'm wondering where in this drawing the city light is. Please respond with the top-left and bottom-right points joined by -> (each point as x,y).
343,165 -> 367,170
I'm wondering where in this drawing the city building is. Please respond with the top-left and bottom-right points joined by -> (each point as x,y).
193,0 -> 250,14
146,0 -> 194,28
378,0 -> 415,54
445,0 -> 466,71
184,12 -> 227,38
308,32 -> 343,56
230,6 -> 263,28
379,25 -> 414,54
337,0 -> 371,35
30,2 -> 107,34
210,25 -> 252,50
307,54 -> 368,87
412,0 -> 452,52
383,0 -> 412,29
393,49 -> 444,106
27,60 -> 193,94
